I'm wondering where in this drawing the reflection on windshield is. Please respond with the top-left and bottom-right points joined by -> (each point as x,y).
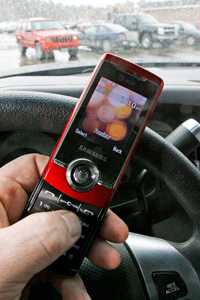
32,20 -> 64,31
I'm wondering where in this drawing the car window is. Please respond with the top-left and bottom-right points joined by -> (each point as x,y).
32,20 -> 64,31
84,26 -> 97,34
126,16 -> 137,26
104,23 -> 127,32
16,23 -> 21,31
97,26 -> 110,33
21,22 -> 26,31
115,15 -> 125,26
26,23 -> 31,32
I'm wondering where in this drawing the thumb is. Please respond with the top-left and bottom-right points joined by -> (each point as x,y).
0,210 -> 81,287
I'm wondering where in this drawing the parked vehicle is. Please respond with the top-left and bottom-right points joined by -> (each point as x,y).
15,18 -> 80,59
5,22 -> 17,34
168,21 -> 200,46
79,23 -> 137,52
113,13 -> 178,49
0,22 -> 17,34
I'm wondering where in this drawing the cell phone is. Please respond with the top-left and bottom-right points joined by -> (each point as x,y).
22,53 -> 164,276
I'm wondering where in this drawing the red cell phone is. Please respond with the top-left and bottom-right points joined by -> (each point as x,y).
22,53 -> 164,275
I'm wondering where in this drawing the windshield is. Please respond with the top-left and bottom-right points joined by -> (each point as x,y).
32,20 -> 64,31
0,0 -> 200,76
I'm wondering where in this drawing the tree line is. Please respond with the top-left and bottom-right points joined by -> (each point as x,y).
0,0 -> 94,22
0,0 -> 198,23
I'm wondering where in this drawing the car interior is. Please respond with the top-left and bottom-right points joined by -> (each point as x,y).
0,60 -> 200,299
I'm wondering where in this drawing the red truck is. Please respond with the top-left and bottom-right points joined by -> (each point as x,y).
15,18 -> 80,60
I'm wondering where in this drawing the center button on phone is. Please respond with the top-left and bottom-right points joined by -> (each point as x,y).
73,166 -> 92,185
66,159 -> 99,192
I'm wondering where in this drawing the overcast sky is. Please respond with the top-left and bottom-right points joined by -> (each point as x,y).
51,0 -> 169,7
52,0 -> 132,7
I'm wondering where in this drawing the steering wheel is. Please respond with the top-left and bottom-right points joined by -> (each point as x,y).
0,91 -> 200,299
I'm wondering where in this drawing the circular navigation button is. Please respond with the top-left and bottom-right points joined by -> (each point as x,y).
66,159 -> 99,192
73,166 -> 91,185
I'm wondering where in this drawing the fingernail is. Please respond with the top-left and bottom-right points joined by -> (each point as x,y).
60,212 -> 82,238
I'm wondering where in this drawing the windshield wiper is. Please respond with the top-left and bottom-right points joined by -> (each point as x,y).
136,61 -> 200,68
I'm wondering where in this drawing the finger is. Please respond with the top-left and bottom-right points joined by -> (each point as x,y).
99,209 -> 129,243
85,210 -> 128,270
43,271 -> 91,300
0,154 -> 49,224
0,154 -> 49,193
0,174 -> 28,225
87,236 -> 121,269
0,210 -> 81,298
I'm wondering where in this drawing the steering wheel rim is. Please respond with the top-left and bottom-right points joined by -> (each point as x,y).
1,91 -> 200,298
134,126 -> 200,271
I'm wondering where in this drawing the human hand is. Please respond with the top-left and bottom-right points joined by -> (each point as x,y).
0,154 -> 129,300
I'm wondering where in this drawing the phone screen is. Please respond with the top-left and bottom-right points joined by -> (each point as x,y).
76,77 -> 147,156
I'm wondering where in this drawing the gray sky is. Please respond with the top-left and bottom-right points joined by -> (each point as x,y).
52,0 -> 133,7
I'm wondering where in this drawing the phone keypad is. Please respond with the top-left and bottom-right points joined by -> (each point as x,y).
27,180 -> 106,275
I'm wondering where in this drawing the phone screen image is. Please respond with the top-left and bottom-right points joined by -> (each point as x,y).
76,77 -> 147,156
